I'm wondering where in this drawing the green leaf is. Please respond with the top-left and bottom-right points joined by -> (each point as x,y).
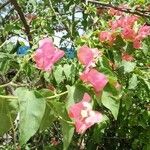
122,94 -> 133,110
39,104 -> 56,131
39,89 -> 57,131
66,84 -> 87,109
98,56 -> 112,70
0,99 -> 18,136
101,91 -> 120,120
39,88 -> 54,97
51,101 -> 74,150
61,121 -> 74,150
104,82 -> 119,96
63,64 -> 72,79
53,65 -> 64,84
128,74 -> 138,89
15,87 -> 46,145
122,61 -> 136,73
92,115 -> 109,143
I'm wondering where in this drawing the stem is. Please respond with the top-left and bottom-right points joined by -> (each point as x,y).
9,113 -> 17,150
13,55 -> 33,82
0,90 -> 68,100
46,91 -> 68,100
48,0 -> 70,35
9,0 -> 32,45
0,55 -> 33,88
49,0 -> 57,15
0,95 -> 18,99
70,5 -> 76,40
78,134 -> 84,149
58,115 -> 74,125
0,82 -> 11,88
46,103 -> 74,125
0,40 -> 7,49
0,82 -> 28,88
87,0 -> 150,18
0,1 -> 10,10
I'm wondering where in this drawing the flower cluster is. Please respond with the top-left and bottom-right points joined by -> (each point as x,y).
69,93 -> 103,134
33,40 -> 107,133
77,45 -> 108,93
122,53 -> 134,61
33,38 -> 65,71
99,8 -> 150,49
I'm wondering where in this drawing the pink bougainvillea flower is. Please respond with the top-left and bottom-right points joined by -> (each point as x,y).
138,25 -> 150,39
121,27 -> 136,41
133,25 -> 150,49
77,45 -> 100,68
99,31 -> 116,44
123,15 -> 138,28
122,53 -> 134,61
109,15 -> 138,30
80,69 -> 108,92
33,38 -> 65,71
69,93 -> 103,134
133,38 -> 142,49
109,20 -> 120,30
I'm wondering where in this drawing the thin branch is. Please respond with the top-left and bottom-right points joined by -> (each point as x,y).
9,113 -> 17,149
87,0 -> 150,18
46,102 -> 74,125
0,95 -> 18,99
3,7 -> 15,21
9,0 -> 32,45
46,91 -> 68,100
0,1 -> 10,10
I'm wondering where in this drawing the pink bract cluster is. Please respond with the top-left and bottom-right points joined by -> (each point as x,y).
80,69 -> 108,93
77,45 -> 99,68
69,93 -> 103,134
99,10 -> 150,49
33,38 -> 64,71
99,31 -> 116,45
77,45 -> 108,93
122,53 -> 134,61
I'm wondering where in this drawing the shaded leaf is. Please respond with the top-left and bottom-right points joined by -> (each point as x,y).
53,65 -> 64,84
51,101 -> 74,150
39,103 -> 56,131
128,74 -> 138,89
122,61 -> 136,73
101,91 -> 120,120
0,99 -> 18,135
66,84 -> 89,109
15,87 -> 46,145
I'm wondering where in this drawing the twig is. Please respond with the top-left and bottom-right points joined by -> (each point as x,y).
9,113 -> 17,149
2,7 -> 15,21
9,0 -> 32,45
46,102 -> 74,125
71,5 -> 76,40
0,82 -> 28,88
87,0 -> 150,18
0,55 -> 32,89
0,95 -> 18,99
0,39 -> 7,49
0,1 -> 10,10
0,90 -> 68,100
46,91 -> 68,100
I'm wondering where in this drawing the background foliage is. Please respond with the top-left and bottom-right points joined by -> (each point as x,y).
0,0 -> 150,150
